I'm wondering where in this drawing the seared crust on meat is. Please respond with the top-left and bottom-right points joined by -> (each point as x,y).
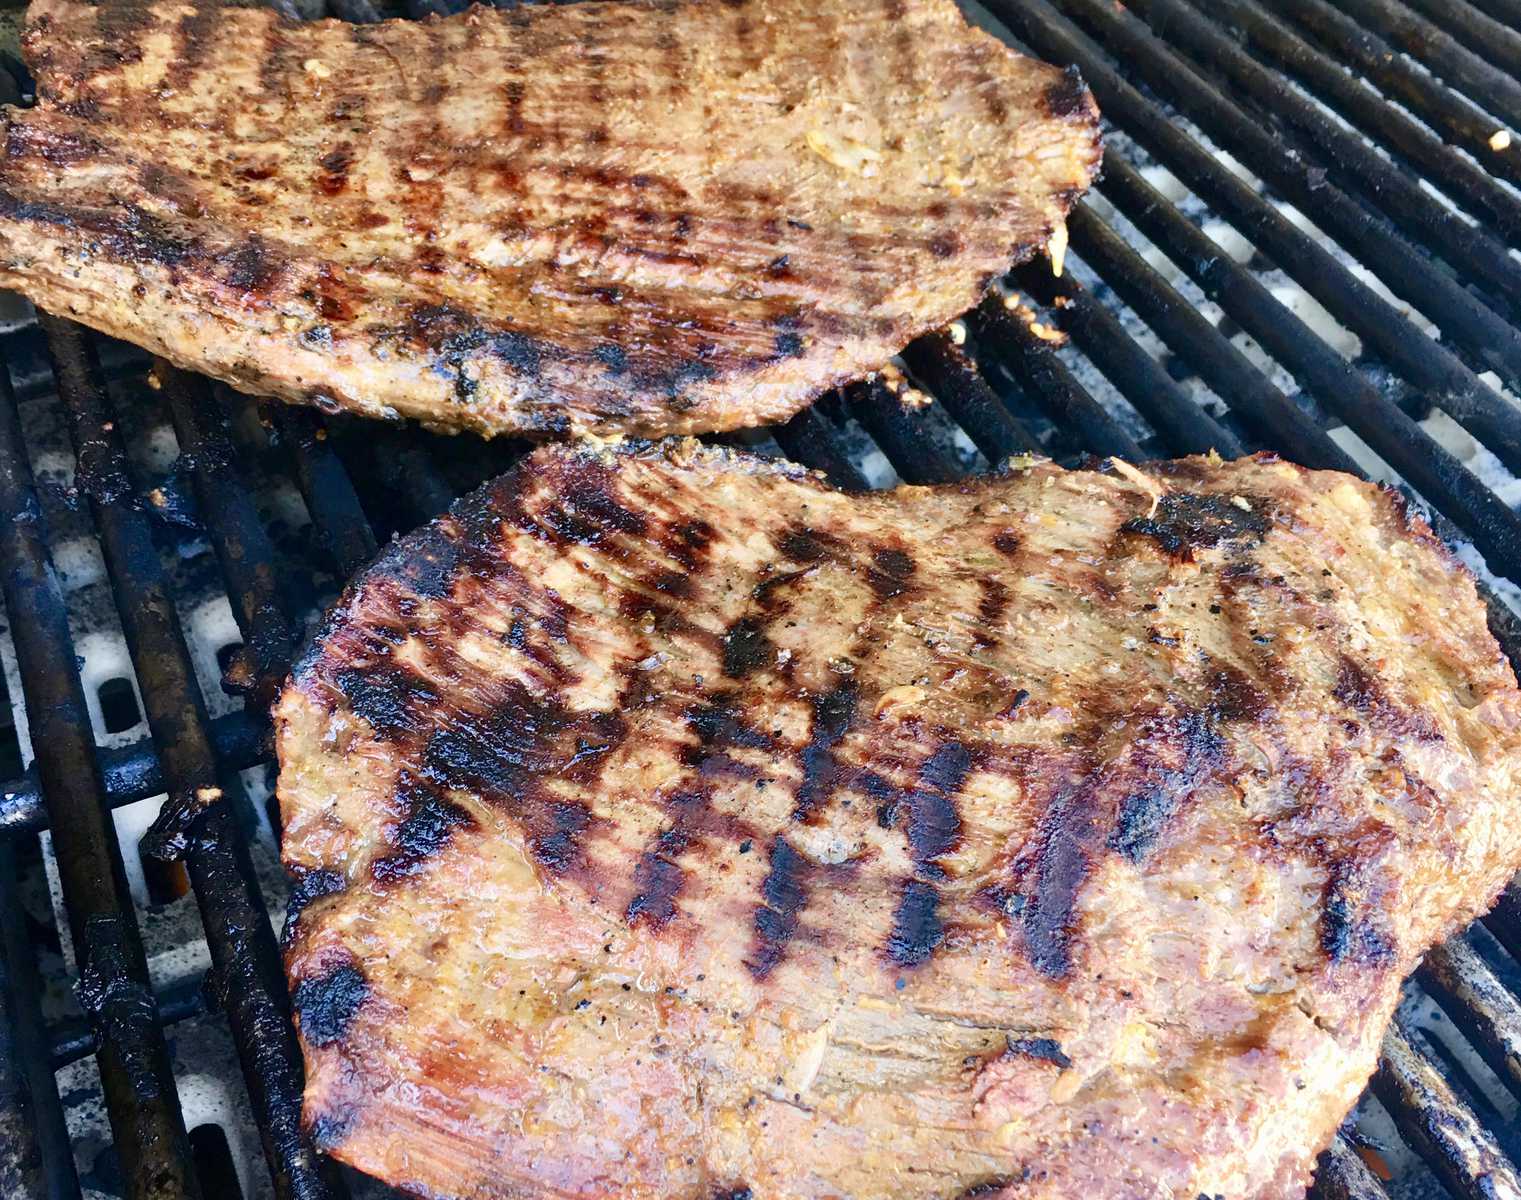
0,0 -> 1100,438
277,441 -> 1521,1199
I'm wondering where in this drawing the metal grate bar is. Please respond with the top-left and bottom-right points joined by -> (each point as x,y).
1338,0 -> 1521,110
1007,261 -> 1244,458
770,407 -> 871,491
0,837 -> 79,1200
51,978 -> 205,1073
0,709 -> 265,837
900,332 -> 1041,461
969,295 -> 1145,460
1460,0 -> 1521,30
1374,1020 -> 1521,1197
1420,939 -> 1521,1102
1061,207 -> 1357,474
1118,0 -> 1521,313
1484,882 -> 1521,964
846,380 -> 966,484
0,358 -> 200,1200
160,366 -> 299,709
1213,0 -> 1521,244
1262,0 -> 1521,195
1309,1135 -> 1393,1200
38,317 -> 341,1200
264,405 -> 378,578
1094,155 -> 1521,583
994,0 -> 1521,468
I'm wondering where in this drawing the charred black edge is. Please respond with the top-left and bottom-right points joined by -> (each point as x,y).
291,959 -> 370,1048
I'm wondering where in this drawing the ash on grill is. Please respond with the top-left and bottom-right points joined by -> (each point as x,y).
0,0 -> 1520,1198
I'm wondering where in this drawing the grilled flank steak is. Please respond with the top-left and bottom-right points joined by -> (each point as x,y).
277,441 -> 1521,1199
0,0 -> 1100,439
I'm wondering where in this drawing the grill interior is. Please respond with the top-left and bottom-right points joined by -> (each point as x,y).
2,0 -> 1521,1197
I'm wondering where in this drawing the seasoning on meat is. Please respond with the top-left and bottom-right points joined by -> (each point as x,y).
277,440 -> 1521,1200
0,0 -> 1101,439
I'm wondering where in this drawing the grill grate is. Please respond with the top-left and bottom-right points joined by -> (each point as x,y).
1,0 -> 1520,1197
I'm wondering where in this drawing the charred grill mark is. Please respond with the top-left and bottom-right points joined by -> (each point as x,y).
333,664 -> 436,741
686,697 -> 773,752
887,879 -> 943,967
880,742 -> 971,967
992,529 -> 1021,557
778,526 -> 843,565
1020,782 -> 1093,979
1107,711 -> 1225,864
503,79 -> 526,135
305,1110 -> 354,1153
368,522 -> 463,600
293,959 -> 370,1047
405,303 -> 545,381
1004,1036 -> 1072,1069
281,867 -> 345,949
866,546 -> 916,599
533,459 -> 648,545
371,775 -> 475,883
793,684 -> 858,821
661,517 -> 715,571
1321,859 -> 1396,967
977,577 -> 1010,647
223,234 -> 283,298
1044,64 -> 1092,120
1334,655 -> 1441,742
626,788 -> 710,929
1122,492 -> 1269,559
165,3 -> 220,94
747,837 -> 812,978
721,617 -> 775,678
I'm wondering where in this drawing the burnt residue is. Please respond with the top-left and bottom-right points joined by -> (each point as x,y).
316,142 -> 355,196
866,546 -> 916,599
1122,492 -> 1268,559
292,961 -> 370,1047
535,459 -> 649,546
371,776 -> 475,883
1044,64 -> 1091,120
721,617 -> 775,678
367,522 -> 463,600
305,1109 -> 355,1153
405,303 -> 545,379
747,837 -> 812,978
792,683 -> 858,821
1004,1036 -> 1072,1069
713,1189 -> 753,1200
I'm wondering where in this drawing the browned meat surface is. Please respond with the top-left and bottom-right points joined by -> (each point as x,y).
277,441 -> 1521,1199
0,0 -> 1099,439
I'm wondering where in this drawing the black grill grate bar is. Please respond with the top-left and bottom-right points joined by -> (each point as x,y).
1374,1020 -> 1521,1197
1093,154 -> 1521,584
264,404 -> 379,578
1030,0 -> 1521,422
769,407 -> 872,491
1309,1135 -> 1393,1200
968,295 -> 1146,460
160,366 -> 300,708
1263,0 -> 1521,196
0,709 -> 265,837
38,317 -> 342,1200
1215,0 -> 1521,244
1460,0 -> 1521,31
900,331 -> 1042,461
0,836 -> 79,1200
846,380 -> 968,485
1061,206 -> 1359,474
1125,0 -> 1521,314
0,357 -> 201,1199
1484,882 -> 1521,964
50,977 -> 206,1074
1345,0 -> 1521,107
1419,940 -> 1521,1105
1007,261 -> 1245,458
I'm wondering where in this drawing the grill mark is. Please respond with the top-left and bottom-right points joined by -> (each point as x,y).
293,959 -> 370,1047
976,577 -> 1009,647
1004,1036 -> 1071,1069
721,617 -> 775,678
333,664 -> 437,740
992,529 -> 1021,558
1321,857 -> 1396,967
1044,64 -> 1092,120
746,837 -> 812,978
866,546 -> 915,599
626,788 -> 710,929
223,234 -> 284,298
1122,492 -> 1269,559
793,683 -> 858,821
1106,711 -> 1226,863
164,4 -> 220,94
367,521 -> 463,600
371,774 -> 475,883
1334,655 -> 1441,742
316,142 -> 355,196
880,742 -> 972,967
281,867 -> 345,949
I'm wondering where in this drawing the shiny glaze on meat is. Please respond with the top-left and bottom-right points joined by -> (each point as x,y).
0,0 -> 1100,438
277,441 -> 1521,1199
